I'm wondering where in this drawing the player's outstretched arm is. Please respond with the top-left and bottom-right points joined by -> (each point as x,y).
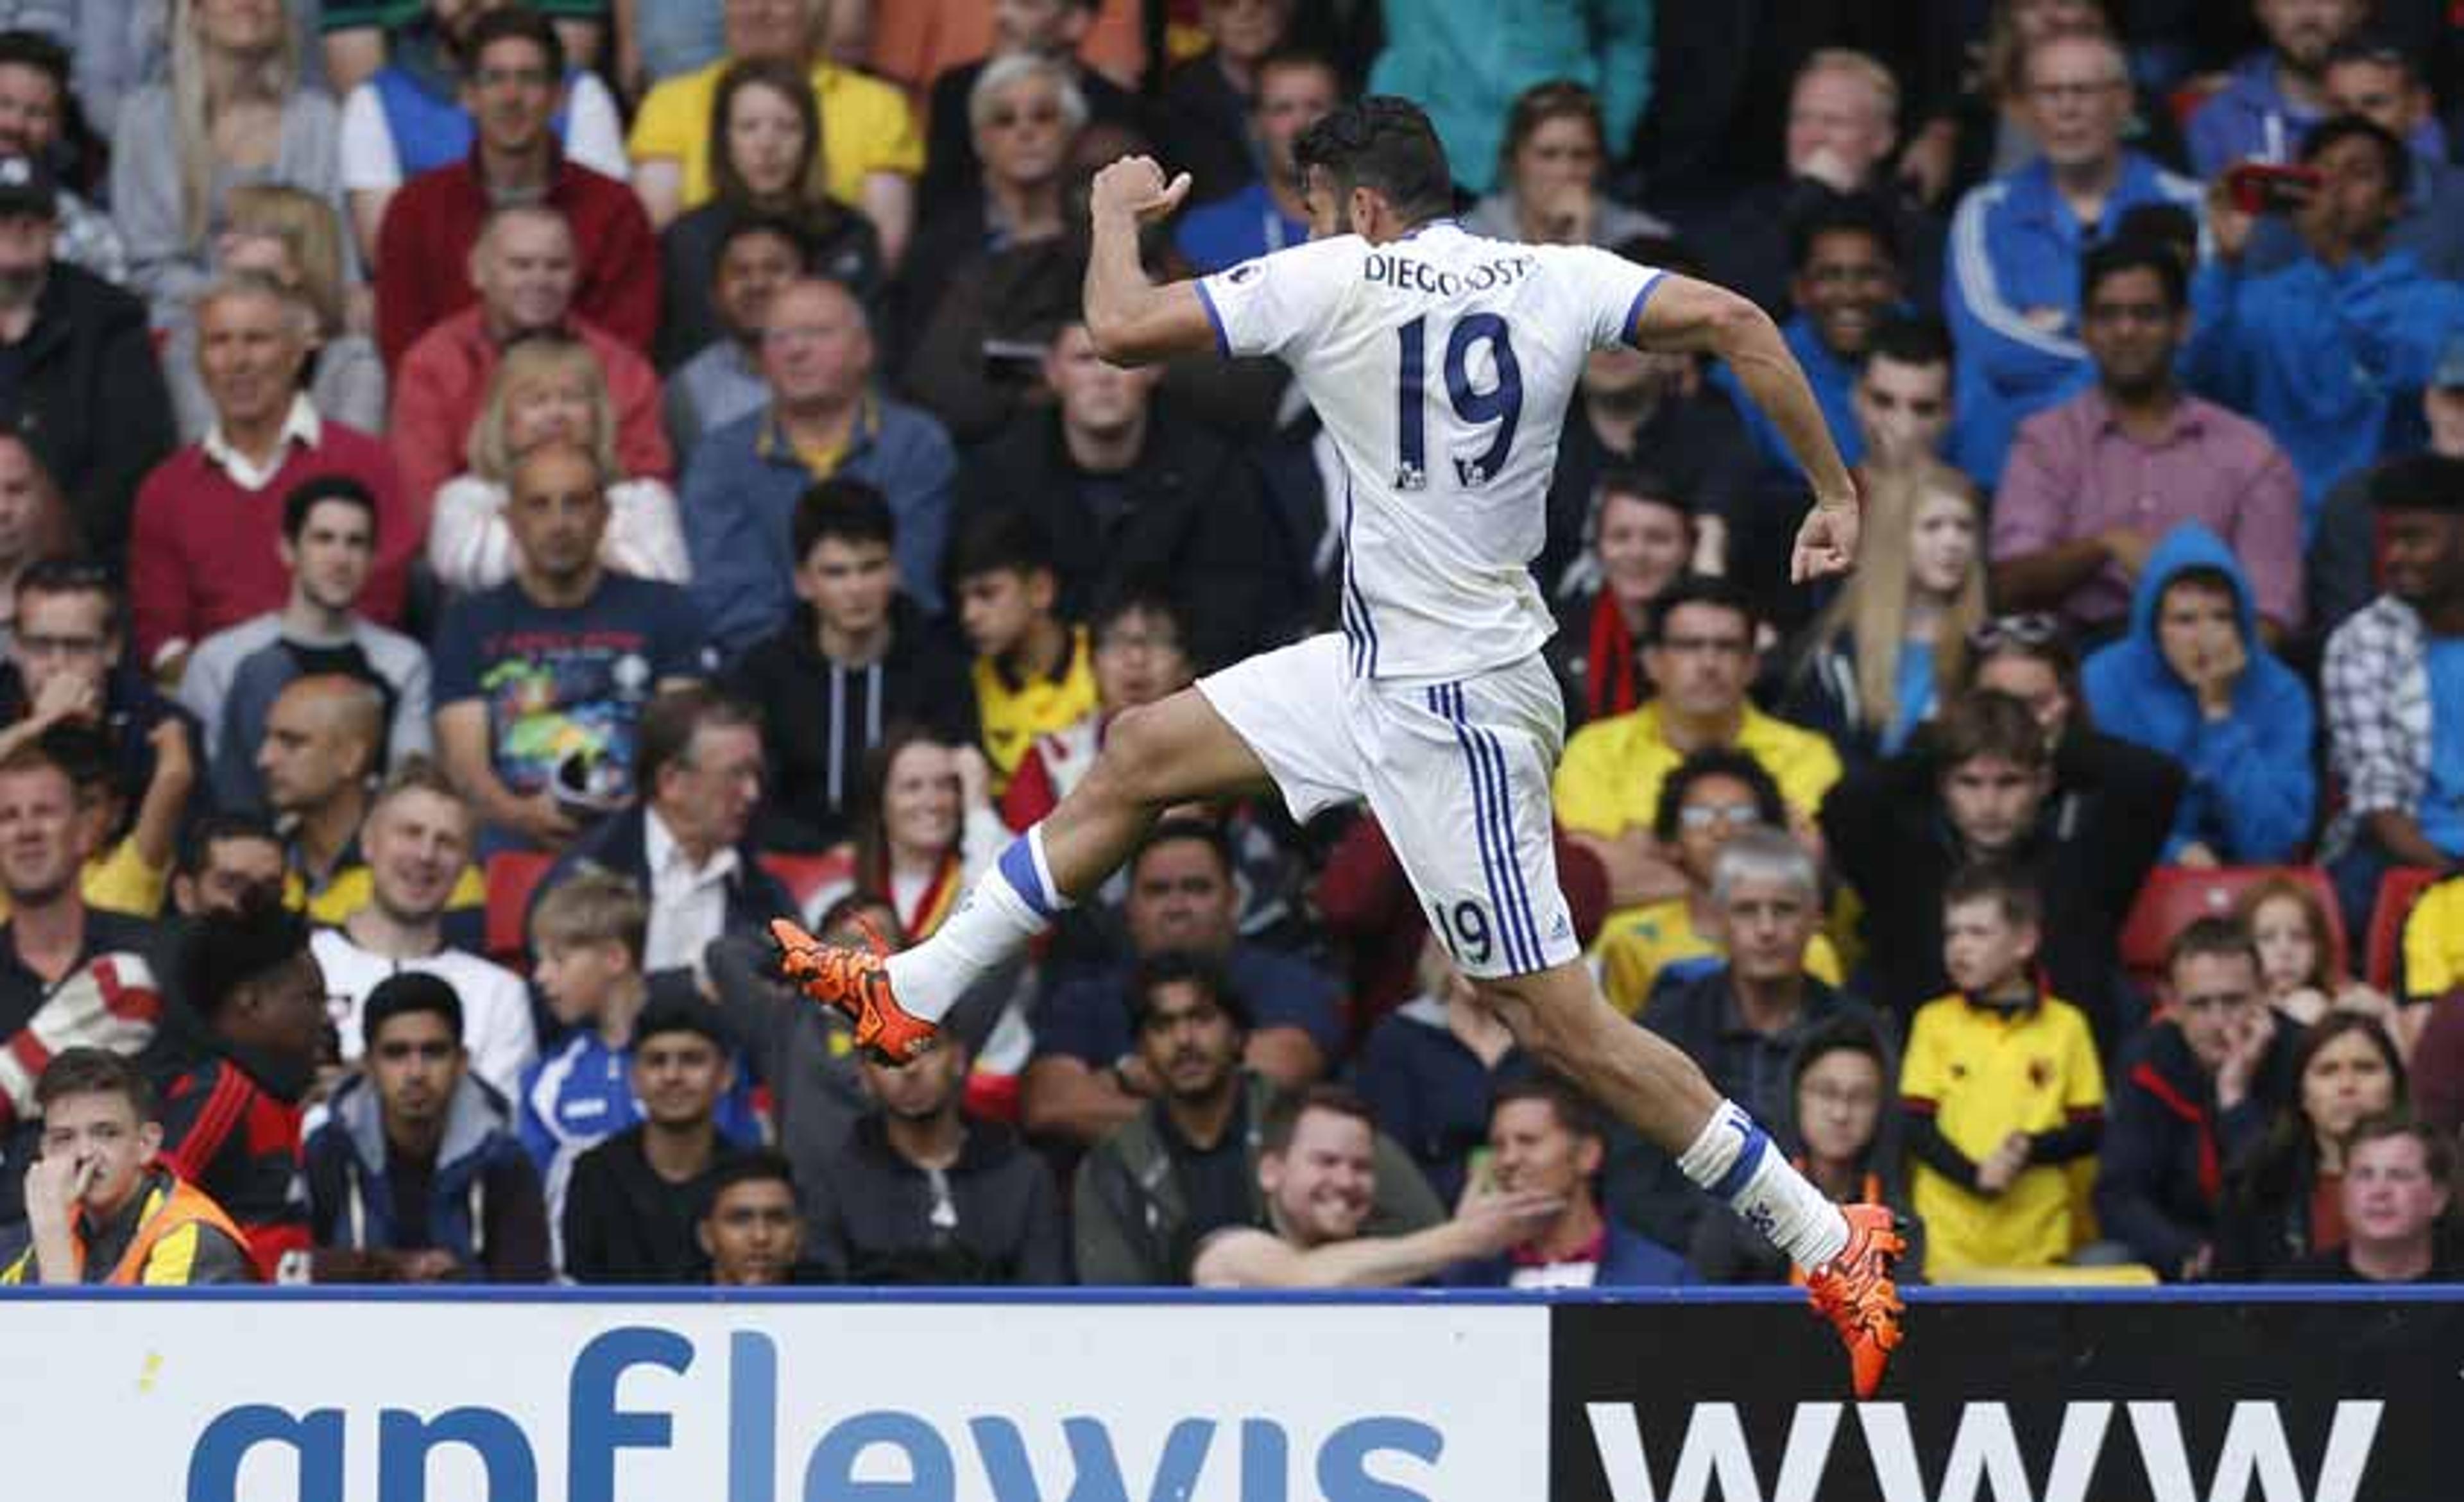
1082,154 -> 1219,367
1632,275 -> 1861,580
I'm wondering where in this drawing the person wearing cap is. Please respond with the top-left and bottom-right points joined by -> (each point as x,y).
0,30 -> 126,286
128,274 -> 415,679
2310,335 -> 2464,637
304,970 -> 552,1283
2320,453 -> 2464,938
0,150 -> 175,562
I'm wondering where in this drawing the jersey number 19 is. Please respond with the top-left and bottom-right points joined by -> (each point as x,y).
1394,314 -> 1523,493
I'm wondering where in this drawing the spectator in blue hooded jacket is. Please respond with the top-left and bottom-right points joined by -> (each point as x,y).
304,973 -> 552,1283
2188,115 -> 2464,528
2083,522 -> 2316,866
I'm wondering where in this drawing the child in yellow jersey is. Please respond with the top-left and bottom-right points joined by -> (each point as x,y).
948,512 -> 1097,793
1903,865 -> 2105,1276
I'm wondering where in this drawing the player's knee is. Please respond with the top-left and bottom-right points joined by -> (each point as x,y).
1086,702 -> 1174,806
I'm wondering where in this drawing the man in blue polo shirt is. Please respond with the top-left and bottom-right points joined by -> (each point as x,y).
1172,51 -> 1337,275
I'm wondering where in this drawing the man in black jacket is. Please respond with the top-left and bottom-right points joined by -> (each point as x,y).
560,1002 -> 747,1283
0,155 -> 174,559
805,1028 -> 1066,1284
538,685 -> 794,978
952,320 -> 1283,671
2096,917 -> 2290,1280
722,478 -> 975,851
1821,686 -> 2183,1049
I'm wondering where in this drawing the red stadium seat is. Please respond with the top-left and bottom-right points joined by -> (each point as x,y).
2365,867 -> 2447,993
482,851 -> 559,970
757,850 -> 855,914
2119,865 -> 2344,987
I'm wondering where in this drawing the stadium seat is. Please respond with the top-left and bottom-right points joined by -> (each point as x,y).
2118,865 -> 2343,987
757,849 -> 855,914
2365,867 -> 2447,993
482,851 -> 560,970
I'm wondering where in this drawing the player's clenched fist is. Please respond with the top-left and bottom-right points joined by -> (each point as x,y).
1090,155 -> 1193,226
1790,493 -> 1862,582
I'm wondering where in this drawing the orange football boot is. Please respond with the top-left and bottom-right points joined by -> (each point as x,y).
769,917 -> 939,1063
1806,1202 -> 1908,1399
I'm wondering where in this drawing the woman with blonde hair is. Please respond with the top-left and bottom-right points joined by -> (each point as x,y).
1782,458 -> 1986,765
112,0 -> 343,328
428,336 -> 688,593
164,183 -> 384,440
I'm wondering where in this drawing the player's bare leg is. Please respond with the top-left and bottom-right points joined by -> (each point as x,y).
1475,962 -> 1906,1397
772,685 -> 1272,1057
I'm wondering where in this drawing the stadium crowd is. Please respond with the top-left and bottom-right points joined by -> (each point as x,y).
3,0 -> 2464,1293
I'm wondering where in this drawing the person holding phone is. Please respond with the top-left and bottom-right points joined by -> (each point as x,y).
3,1048 -> 252,1285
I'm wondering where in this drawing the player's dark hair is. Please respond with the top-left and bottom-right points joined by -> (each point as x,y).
2166,914 -> 2261,982
1652,746 -> 1787,844
2298,112 -> 2410,198
1645,573 -> 1756,645
363,971 -> 465,1053
792,475 -> 896,564
1787,189 -> 1900,275
281,473 -> 380,545
1944,860 -> 2042,932
1261,1082 -> 1377,1157
463,3 -> 565,76
2080,235 -> 2187,314
1291,96 -> 1456,227
1129,948 -> 1254,1034
34,1046 -> 156,1121
1863,314 -> 1953,373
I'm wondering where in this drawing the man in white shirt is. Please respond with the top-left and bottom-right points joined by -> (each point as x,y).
538,685 -> 792,980
312,759 -> 536,1101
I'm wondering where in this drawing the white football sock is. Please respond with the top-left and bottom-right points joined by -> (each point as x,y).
1677,1098 -> 1851,1270
882,826 -> 1068,1025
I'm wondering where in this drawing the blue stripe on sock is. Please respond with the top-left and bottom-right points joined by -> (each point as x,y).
1709,1118 -> 1773,1204
997,835 -> 1057,919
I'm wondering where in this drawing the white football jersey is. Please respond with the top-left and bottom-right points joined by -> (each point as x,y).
1198,221 -> 1661,679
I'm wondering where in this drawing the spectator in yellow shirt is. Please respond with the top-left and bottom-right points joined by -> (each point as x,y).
0,717 -> 196,922
1594,747 -> 1842,1014
1555,576 -> 1842,911
950,511 -> 1096,793
1903,864 -> 2105,1276
626,0 -> 923,261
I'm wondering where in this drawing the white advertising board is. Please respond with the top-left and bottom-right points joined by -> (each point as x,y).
0,1292 -> 1548,1501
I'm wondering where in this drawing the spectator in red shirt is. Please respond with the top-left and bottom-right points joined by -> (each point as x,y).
375,8 -> 658,373
389,204 -> 670,532
130,275 -> 413,678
